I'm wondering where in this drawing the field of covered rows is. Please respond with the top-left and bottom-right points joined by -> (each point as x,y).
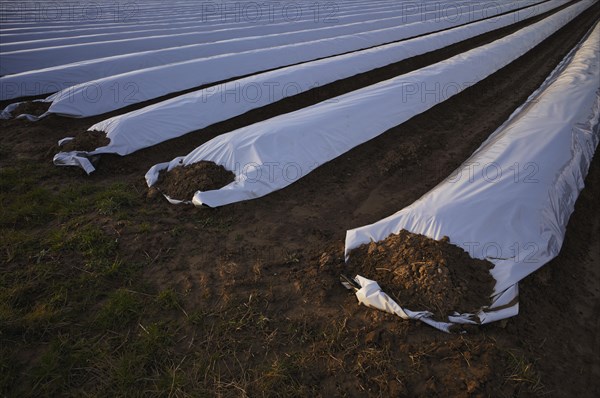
1,0 -> 599,396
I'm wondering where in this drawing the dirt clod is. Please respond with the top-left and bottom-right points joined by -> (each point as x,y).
60,130 -> 110,152
155,161 -> 235,200
347,230 -> 495,319
11,101 -> 51,117
146,186 -> 161,201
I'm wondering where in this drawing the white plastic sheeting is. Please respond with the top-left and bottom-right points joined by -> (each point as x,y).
3,3 -> 489,74
40,1 -> 540,116
0,0 -> 424,33
0,0 -> 462,55
1,0 -> 535,100
345,21 -> 600,332
0,103 -> 21,119
352,276 -> 464,331
143,1 -> 592,207
0,1 -> 499,53
0,1 -> 413,50
51,0 -> 566,173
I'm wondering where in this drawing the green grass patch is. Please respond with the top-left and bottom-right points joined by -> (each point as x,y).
94,182 -> 139,216
95,289 -> 143,329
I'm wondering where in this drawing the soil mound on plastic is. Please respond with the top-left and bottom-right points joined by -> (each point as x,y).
61,130 -> 110,152
12,101 -> 50,116
347,230 -> 495,319
155,161 -> 235,200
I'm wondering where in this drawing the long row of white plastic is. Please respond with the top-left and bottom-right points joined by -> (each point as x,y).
142,0 -> 593,208
345,21 -> 600,332
51,0 -> 568,173
1,0 -> 517,75
0,0 -> 464,49
35,1 -> 541,116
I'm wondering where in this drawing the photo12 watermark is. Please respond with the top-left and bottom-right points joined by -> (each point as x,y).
456,240 -> 540,263
395,79 -> 541,107
198,1 -> 339,24
198,80 -> 336,104
230,160 -> 320,184
396,1 -> 541,24
0,1 -> 139,23
447,161 -> 540,184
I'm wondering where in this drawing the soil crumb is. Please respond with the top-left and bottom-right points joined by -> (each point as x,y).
155,161 -> 235,200
347,230 -> 495,319
12,101 -> 51,117
60,130 -> 110,152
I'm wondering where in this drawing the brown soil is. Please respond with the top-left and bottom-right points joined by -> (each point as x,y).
347,231 -> 495,319
155,160 -> 235,200
60,130 -> 110,152
11,101 -> 50,117
1,4 -> 599,397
